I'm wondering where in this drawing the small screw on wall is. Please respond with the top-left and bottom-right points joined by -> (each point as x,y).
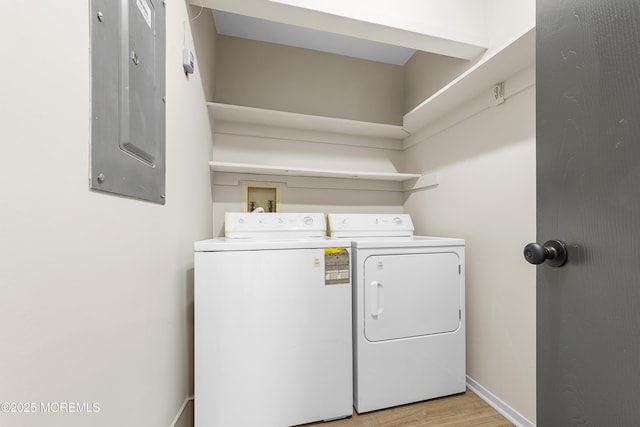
97,173 -> 105,184
97,11 -> 104,22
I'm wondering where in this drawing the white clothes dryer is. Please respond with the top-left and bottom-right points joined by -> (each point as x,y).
195,213 -> 353,427
328,213 -> 466,414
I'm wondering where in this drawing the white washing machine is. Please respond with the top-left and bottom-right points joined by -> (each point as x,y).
328,213 -> 466,414
194,212 -> 353,427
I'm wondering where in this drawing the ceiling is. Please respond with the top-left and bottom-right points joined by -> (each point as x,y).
212,10 -> 417,66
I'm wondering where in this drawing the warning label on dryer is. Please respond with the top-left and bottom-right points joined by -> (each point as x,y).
324,248 -> 350,285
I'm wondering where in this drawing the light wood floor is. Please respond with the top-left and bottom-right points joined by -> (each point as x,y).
305,390 -> 513,427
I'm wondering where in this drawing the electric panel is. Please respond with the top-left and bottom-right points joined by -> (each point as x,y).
90,0 -> 166,204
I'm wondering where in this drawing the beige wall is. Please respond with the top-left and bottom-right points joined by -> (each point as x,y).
212,173 -> 404,237
403,85 -> 536,422
0,2 -> 214,426
211,36 -> 408,232
403,51 -> 472,113
214,35 -> 404,125
210,127 -> 405,235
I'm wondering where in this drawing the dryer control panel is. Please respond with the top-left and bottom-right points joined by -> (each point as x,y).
328,214 -> 414,238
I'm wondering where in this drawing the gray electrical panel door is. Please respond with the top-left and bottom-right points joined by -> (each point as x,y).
90,0 -> 166,204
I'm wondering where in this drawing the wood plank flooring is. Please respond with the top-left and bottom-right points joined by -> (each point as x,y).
305,390 -> 513,427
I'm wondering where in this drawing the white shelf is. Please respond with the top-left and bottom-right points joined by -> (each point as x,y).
208,27 -> 535,138
207,103 -> 408,139
206,27 -> 534,189
210,161 -> 421,182
403,26 -> 535,132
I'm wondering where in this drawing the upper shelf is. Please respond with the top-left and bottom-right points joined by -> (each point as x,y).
403,26 -> 535,132
206,27 -> 535,187
207,103 -> 408,139
193,0 -> 487,61
207,26 -> 535,139
210,161 -> 421,182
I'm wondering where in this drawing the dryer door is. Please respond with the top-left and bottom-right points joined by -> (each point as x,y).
363,252 -> 461,342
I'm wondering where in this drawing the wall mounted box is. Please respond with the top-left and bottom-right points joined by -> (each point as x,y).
241,180 -> 283,212
90,0 -> 166,204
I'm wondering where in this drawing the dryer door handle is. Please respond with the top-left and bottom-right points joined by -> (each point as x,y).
370,281 -> 384,318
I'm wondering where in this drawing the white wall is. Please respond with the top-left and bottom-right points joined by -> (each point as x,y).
487,0 -> 536,48
0,2 -> 213,426
265,0 -> 488,46
403,85 -> 536,423
201,0 -> 488,58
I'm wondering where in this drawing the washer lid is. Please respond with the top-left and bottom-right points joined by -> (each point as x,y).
328,213 -> 414,238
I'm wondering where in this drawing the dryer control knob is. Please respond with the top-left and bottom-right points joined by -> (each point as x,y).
393,217 -> 403,224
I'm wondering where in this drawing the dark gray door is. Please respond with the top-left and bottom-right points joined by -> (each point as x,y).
536,0 -> 640,424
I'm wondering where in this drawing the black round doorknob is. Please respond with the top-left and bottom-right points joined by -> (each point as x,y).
523,240 -> 568,267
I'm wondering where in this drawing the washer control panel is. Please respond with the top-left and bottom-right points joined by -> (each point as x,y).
225,212 -> 326,238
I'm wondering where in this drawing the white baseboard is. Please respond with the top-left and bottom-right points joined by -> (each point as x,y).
466,376 -> 535,427
175,382 -> 533,427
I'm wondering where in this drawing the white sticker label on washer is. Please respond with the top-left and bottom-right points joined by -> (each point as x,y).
137,0 -> 152,29
324,248 -> 350,285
